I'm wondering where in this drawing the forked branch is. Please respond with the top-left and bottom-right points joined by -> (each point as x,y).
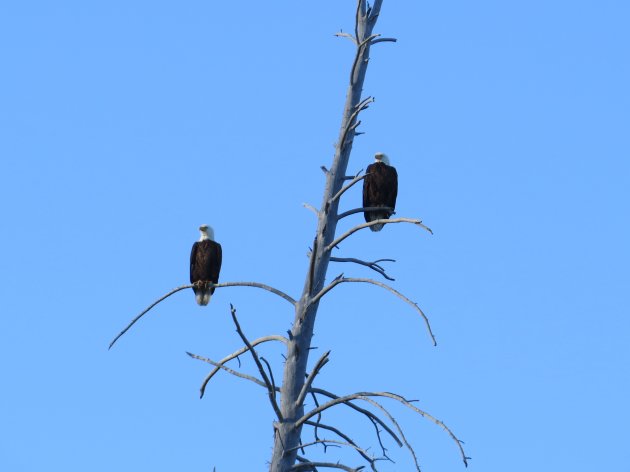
296,350 -> 331,407
186,351 -> 274,391
330,257 -> 396,281
310,388 -> 402,448
311,277 -> 436,346
303,421 -> 382,467
359,396 -> 421,471
287,439 -> 376,466
198,335 -> 288,398
334,31 -> 358,45
229,304 -> 283,421
338,97 -> 374,150
298,391 -> 469,468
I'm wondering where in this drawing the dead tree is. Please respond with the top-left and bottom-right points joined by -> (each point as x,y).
110,1 -> 468,470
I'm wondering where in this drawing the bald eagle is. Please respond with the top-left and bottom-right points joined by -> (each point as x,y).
363,153 -> 398,231
190,224 -> 222,306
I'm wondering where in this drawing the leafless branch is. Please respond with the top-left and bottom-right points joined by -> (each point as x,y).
326,218 -> 433,252
297,351 -> 331,407
198,335 -> 288,398
186,351 -> 274,391
108,284 -> 191,349
311,277 -> 436,346
336,207 -> 394,221
338,98 -> 374,149
287,439 -> 375,463
334,31 -> 358,45
229,304 -> 283,421
216,282 -> 297,305
302,391 -> 468,468
359,33 -> 382,47
310,388 -> 402,448
359,396 -> 421,472
331,173 -> 367,203
109,281 -> 295,349
373,391 -> 470,467
304,203 -> 320,217
329,257 -> 395,281
291,461 -> 365,472
261,356 -> 278,399
356,96 -> 374,111
303,421 -> 381,468
370,37 -> 397,45
310,392 -> 323,443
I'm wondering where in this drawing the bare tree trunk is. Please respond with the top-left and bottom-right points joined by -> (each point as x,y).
269,2 -> 386,470
110,3 -> 467,470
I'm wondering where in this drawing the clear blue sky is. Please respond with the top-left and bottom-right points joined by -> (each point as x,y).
1,1 -> 628,470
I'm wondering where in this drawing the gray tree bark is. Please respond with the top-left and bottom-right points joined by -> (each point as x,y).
110,1 -> 467,469
269,1 -> 387,470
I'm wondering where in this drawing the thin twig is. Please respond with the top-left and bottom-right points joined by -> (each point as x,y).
304,421 -> 384,470
329,257 -> 395,281
261,356 -> 277,397
198,335 -> 288,398
310,391 -> 323,443
335,31 -> 358,45
302,391 -> 468,467
310,388 -> 402,448
287,439 -> 373,459
310,277 -> 436,346
337,207 -> 394,221
326,218 -> 433,252
186,351 -> 274,390
373,391 -> 470,467
230,304 -> 283,421
303,202 -> 320,217
297,351 -> 331,407
359,396 -> 421,472
108,284 -> 192,349
338,98 -> 374,151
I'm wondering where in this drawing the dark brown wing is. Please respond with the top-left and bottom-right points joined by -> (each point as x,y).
190,241 -> 200,284
190,240 -> 222,285
363,162 -> 398,223
381,164 -> 398,210
210,242 -> 222,284
363,163 -> 377,210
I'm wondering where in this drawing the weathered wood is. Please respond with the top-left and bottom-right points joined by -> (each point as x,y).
269,1 -> 387,470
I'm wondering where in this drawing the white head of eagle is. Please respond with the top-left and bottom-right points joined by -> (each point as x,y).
363,153 -> 398,232
374,152 -> 391,166
190,224 -> 223,306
